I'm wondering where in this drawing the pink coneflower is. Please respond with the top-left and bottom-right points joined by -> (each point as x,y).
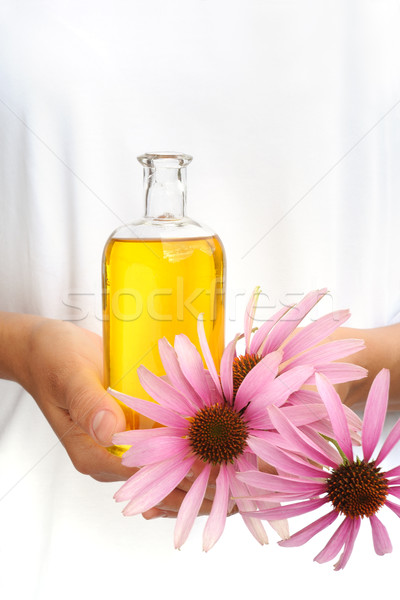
235,287 -> 366,394
110,330 -> 304,551
238,369 -> 400,570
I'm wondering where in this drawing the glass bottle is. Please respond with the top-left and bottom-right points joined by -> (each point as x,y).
102,152 -> 225,454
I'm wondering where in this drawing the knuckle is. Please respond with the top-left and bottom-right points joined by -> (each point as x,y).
64,435 -> 93,476
90,473 -> 112,483
69,454 -> 92,476
45,364 -> 70,397
75,462 -> 92,477
67,446 -> 92,476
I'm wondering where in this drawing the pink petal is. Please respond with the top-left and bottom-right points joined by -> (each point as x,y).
289,391 -> 363,433
114,449 -> 192,502
241,451 -> 258,469
302,420 -> 360,448
370,514 -> 393,556
121,436 -> 188,468
333,517 -> 361,570
197,318 -> 223,400
246,435 -> 327,479
385,466 -> 400,477
386,499 -> 400,517
220,333 -> 242,403
362,369 -> 390,462
249,304 -> 292,355
252,365 -> 314,409
202,466 -> 230,551
281,310 -> 351,361
122,455 -> 197,515
245,497 -> 328,520
264,491 -> 328,503
174,464 -> 211,549
307,363 -> 368,385
268,404 -> 339,468
313,516 -> 352,563
137,366 -> 196,416
226,463 -> 269,545
284,338 -> 365,371
113,426 -> 185,446
288,389 -> 321,404
174,334 -> 212,405
343,404 -> 363,432
158,337 -> 202,409
376,416 -> 400,465
234,350 -> 282,413
261,289 -> 327,356
108,389 -> 189,429
290,391 -> 363,431
251,429 -> 339,469
237,470 -> 326,495
389,486 -> 400,500
251,403 -> 331,432
204,370 -> 222,404
280,403 -> 330,427
290,392 -> 362,441
258,511 -> 289,540
315,373 -> 353,462
245,490 -> 329,503
279,510 -> 338,547
299,425 -> 343,464
235,456 -> 289,539
227,497 -> 236,514
244,287 -> 261,353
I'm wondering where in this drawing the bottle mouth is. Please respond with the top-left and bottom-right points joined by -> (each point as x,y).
137,152 -> 193,168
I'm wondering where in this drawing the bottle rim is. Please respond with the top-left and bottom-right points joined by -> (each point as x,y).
137,152 -> 193,168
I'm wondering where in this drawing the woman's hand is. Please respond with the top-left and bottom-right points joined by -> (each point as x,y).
0,313 -> 217,516
1,314 -> 134,481
329,324 -> 400,410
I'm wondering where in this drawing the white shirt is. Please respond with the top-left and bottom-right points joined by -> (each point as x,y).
1,2 -> 400,598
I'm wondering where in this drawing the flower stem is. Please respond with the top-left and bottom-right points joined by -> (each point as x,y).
320,434 -> 349,465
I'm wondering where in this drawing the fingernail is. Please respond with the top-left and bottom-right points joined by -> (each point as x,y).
186,470 -> 194,479
92,410 -> 117,446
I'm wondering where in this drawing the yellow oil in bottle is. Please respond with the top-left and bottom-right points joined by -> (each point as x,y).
102,234 -> 225,453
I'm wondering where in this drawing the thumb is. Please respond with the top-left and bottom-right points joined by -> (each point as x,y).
66,370 -> 127,446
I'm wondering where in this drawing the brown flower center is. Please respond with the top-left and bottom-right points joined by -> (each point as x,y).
327,460 -> 389,518
188,403 -> 249,465
232,353 -> 262,398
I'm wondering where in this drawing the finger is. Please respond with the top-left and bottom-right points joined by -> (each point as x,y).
142,508 -> 177,520
62,369 -> 127,446
258,458 -> 278,474
64,431 -> 136,482
176,474 -> 216,501
44,403 -> 135,481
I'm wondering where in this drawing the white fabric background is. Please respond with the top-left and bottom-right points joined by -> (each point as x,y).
0,1 -> 400,598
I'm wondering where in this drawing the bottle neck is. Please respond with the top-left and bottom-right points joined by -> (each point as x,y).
143,164 -> 187,219
138,152 -> 192,220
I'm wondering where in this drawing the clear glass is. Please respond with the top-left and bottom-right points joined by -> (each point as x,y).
102,152 -> 226,455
